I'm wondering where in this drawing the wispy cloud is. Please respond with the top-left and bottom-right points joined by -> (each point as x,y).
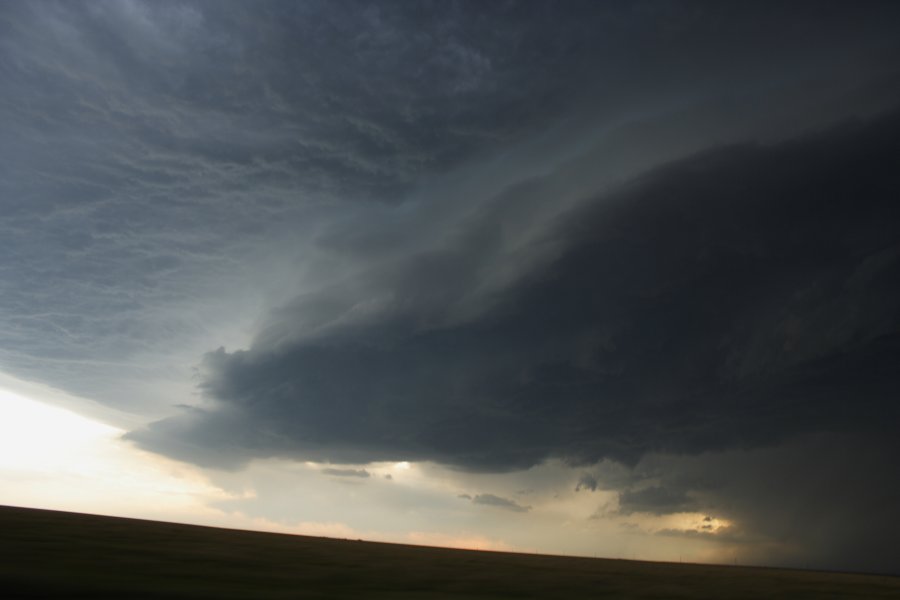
468,494 -> 531,513
321,468 -> 370,479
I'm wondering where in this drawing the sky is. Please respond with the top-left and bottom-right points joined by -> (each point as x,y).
1,0 -> 899,575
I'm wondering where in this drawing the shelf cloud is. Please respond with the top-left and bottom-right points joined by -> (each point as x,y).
130,113 -> 900,475
3,0 -> 899,574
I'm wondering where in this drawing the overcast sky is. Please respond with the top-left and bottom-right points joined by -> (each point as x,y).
2,0 -> 900,574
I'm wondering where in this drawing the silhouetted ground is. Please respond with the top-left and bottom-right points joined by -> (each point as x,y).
1,505 -> 897,599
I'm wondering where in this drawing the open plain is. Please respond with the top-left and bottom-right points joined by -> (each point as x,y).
1,505 -> 897,599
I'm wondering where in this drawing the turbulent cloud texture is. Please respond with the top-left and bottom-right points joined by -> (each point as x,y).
130,112 -> 900,473
3,0 -> 900,574
4,1 -> 900,415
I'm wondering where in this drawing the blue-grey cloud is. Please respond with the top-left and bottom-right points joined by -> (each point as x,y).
125,107 -> 900,574
2,0 -> 623,411
4,1 -> 900,416
4,0 -> 900,575
129,110 -> 900,472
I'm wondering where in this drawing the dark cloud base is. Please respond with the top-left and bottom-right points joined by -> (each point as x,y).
2,0 -> 898,577
614,432 -> 900,574
129,107 -> 900,476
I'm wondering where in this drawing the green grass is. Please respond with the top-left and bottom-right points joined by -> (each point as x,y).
1,505 -> 897,599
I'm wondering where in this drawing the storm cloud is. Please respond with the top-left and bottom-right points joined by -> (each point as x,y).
617,486 -> 698,516
4,1 -> 900,417
610,431 -> 900,573
575,475 -> 598,493
130,111 -> 900,472
4,0 -> 900,575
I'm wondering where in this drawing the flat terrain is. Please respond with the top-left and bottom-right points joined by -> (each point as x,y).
1,505 -> 897,599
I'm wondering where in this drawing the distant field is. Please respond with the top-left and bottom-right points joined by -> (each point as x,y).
1,505 -> 897,599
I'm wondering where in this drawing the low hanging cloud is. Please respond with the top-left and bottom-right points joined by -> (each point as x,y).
620,431 -> 900,574
617,486 -> 699,516
4,1 -> 900,422
467,494 -> 531,513
321,468 -> 370,478
129,108 -> 900,474
574,475 -> 598,492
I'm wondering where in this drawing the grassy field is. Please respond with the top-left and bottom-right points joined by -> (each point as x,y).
1,505 -> 897,599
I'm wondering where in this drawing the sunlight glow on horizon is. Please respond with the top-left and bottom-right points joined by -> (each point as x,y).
0,384 -> 738,564
0,386 -> 232,519
0,385 -> 524,554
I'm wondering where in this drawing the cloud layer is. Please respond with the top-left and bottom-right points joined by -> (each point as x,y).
4,1 -> 900,574
130,109 -> 900,476
4,1 -> 900,416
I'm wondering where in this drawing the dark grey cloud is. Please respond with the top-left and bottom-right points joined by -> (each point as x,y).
321,468 -> 369,478
468,494 -> 530,513
4,1 -> 900,415
127,106 -> 900,572
130,108 -> 900,472
0,0 -> 624,410
617,486 -> 698,516
620,432 -> 900,574
4,0 -> 900,575
575,475 -> 598,493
